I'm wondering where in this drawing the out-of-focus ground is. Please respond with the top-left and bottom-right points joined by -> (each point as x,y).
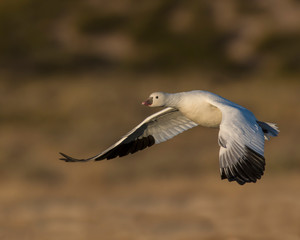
0,0 -> 300,239
0,174 -> 299,240
0,74 -> 299,240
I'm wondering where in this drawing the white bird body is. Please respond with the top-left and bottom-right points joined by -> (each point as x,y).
60,90 -> 279,185
173,91 -> 222,127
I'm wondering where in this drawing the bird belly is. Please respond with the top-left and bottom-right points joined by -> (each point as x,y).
180,102 -> 222,128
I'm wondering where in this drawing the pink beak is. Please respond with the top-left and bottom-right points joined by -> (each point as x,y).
142,97 -> 153,106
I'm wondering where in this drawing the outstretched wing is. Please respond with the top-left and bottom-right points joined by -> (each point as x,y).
208,98 -> 266,185
60,107 -> 198,162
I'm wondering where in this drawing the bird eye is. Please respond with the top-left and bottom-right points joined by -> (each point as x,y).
156,96 -> 159,99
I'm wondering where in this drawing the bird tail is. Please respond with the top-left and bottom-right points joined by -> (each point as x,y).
257,121 -> 279,140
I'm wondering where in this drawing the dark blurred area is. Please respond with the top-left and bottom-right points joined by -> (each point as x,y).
0,1 -> 299,240
1,0 -> 300,77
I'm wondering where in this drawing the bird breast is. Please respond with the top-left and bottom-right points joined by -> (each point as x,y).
178,100 -> 222,128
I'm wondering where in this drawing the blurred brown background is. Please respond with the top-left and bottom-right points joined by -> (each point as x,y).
0,0 -> 299,239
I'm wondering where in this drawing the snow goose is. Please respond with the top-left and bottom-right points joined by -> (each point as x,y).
60,91 -> 279,185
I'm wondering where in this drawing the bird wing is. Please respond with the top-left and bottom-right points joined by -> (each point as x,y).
208,98 -> 266,185
60,107 -> 198,162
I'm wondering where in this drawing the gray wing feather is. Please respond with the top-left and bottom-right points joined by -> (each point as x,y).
142,109 -> 197,143
60,107 -> 197,162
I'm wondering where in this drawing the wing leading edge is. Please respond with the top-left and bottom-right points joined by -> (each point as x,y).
60,107 -> 198,162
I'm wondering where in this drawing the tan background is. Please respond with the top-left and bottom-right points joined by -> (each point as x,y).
0,1 -> 299,239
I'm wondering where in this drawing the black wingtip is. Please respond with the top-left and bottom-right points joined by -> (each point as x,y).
59,152 -> 90,162
220,146 -> 265,185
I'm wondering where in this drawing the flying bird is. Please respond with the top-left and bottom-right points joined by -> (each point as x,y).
60,91 -> 279,185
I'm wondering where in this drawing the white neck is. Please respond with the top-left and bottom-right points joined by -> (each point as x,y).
165,93 -> 183,108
